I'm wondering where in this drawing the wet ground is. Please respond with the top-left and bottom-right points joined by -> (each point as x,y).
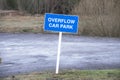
0,33 -> 120,77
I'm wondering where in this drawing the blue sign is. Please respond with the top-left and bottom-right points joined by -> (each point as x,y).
44,13 -> 79,33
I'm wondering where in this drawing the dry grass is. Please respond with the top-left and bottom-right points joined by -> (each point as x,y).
0,16 -> 44,33
72,0 -> 120,37
0,10 -> 120,37
77,15 -> 120,37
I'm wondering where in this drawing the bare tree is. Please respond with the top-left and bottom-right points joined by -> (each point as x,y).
0,0 -> 8,10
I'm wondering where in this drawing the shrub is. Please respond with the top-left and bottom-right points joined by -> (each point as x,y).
73,0 -> 120,37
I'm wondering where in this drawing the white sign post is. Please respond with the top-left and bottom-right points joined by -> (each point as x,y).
56,32 -> 62,74
44,13 -> 79,74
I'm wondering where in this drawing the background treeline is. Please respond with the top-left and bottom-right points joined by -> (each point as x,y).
0,0 -> 80,14
0,0 -> 120,37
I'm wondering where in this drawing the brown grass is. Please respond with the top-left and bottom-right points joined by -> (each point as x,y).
0,15 -> 44,33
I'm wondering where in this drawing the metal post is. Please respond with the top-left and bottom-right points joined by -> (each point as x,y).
56,32 -> 62,74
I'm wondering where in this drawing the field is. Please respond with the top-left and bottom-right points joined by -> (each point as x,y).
0,70 -> 120,80
0,16 -> 44,33
0,15 -> 120,37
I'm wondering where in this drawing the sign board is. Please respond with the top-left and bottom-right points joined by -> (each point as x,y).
44,13 -> 79,33
44,13 -> 79,74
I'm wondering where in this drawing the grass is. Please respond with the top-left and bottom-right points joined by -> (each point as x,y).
77,15 -> 120,37
0,16 -> 44,33
0,69 -> 120,80
0,15 -> 120,37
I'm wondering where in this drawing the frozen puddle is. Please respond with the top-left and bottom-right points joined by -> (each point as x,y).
0,33 -> 120,77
